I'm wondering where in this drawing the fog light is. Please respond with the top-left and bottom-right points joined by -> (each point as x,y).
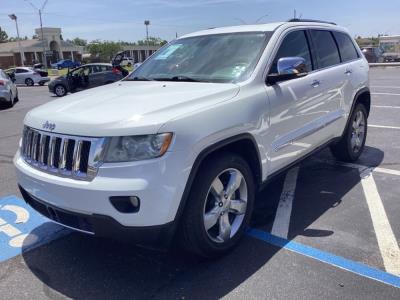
110,196 -> 140,213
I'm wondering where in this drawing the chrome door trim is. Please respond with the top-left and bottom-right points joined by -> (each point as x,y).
272,109 -> 345,152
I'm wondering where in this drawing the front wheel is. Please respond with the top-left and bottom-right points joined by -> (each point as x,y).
180,153 -> 255,258
54,84 -> 67,97
330,104 -> 368,162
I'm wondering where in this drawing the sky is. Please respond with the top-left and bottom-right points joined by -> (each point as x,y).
1,0 -> 399,43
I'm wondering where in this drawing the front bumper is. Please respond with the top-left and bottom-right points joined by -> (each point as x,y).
19,185 -> 175,246
14,149 -> 190,230
0,90 -> 11,103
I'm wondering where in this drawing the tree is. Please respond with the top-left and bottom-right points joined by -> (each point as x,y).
136,37 -> 168,46
71,37 -> 87,46
86,41 -> 122,61
0,27 -> 9,43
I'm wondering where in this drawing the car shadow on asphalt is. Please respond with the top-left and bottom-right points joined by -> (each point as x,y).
21,146 -> 384,299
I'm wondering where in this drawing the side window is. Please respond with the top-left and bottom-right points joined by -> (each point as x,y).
16,68 -> 28,73
333,31 -> 359,62
310,30 -> 341,69
270,30 -> 312,74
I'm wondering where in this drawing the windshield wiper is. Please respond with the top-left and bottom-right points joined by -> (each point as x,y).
125,76 -> 155,81
153,75 -> 208,82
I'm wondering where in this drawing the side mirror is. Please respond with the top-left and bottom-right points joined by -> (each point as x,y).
267,57 -> 308,85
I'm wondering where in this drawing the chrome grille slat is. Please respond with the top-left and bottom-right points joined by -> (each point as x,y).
38,134 -> 47,165
21,127 -> 105,181
59,138 -> 68,170
73,140 -> 83,174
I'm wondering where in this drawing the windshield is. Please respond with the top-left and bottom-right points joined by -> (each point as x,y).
126,32 -> 270,83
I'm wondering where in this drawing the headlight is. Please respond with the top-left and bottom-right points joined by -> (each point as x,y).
104,133 -> 173,162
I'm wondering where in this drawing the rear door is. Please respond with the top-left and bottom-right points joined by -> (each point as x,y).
308,29 -> 347,139
15,68 -> 29,84
87,65 -> 106,87
331,31 -> 365,130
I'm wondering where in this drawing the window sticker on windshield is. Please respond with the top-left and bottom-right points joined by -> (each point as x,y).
155,44 -> 182,60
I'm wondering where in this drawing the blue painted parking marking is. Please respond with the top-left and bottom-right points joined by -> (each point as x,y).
247,228 -> 400,289
0,195 -> 69,262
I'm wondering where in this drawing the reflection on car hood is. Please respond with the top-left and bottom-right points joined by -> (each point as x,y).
25,81 -> 240,136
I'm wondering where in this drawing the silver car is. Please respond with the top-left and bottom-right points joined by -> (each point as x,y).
0,69 -> 18,108
5,67 -> 50,86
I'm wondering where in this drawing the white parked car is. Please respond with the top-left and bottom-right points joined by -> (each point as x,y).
15,20 -> 370,257
5,67 -> 50,86
0,69 -> 18,107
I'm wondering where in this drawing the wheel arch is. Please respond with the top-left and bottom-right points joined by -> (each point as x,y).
170,133 -> 262,239
353,87 -> 371,117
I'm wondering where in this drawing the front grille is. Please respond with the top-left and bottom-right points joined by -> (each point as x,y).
21,126 -> 107,181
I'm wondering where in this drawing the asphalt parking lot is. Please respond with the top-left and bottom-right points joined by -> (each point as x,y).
0,68 -> 399,299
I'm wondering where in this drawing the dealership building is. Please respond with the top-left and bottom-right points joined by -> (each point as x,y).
0,27 -> 83,68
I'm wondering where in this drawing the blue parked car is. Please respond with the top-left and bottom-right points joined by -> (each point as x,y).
51,59 -> 81,70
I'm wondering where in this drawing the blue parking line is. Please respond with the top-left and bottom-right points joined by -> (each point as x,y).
247,228 -> 400,289
0,195 -> 70,262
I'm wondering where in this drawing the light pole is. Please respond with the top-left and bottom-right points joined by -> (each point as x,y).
144,20 -> 150,60
8,14 -> 25,66
24,0 -> 49,69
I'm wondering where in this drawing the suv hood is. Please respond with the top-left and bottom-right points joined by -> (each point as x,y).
25,81 -> 240,136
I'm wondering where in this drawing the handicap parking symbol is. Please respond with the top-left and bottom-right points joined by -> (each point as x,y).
0,195 -> 69,262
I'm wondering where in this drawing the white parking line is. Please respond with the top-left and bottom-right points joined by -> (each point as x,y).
317,159 -> 400,275
319,159 -> 400,177
373,105 -> 400,109
271,166 -> 299,238
360,173 -> 400,276
371,86 -> 400,89
369,124 -> 400,130
371,92 -> 400,96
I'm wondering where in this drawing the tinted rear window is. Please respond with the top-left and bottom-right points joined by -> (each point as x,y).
333,31 -> 359,62
310,30 -> 341,69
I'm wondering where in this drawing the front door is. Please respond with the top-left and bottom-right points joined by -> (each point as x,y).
264,29 -> 340,173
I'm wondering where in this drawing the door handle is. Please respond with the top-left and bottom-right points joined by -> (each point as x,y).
311,80 -> 320,88
345,69 -> 352,75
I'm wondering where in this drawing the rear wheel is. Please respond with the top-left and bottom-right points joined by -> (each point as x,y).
39,81 -> 45,86
54,84 -> 67,97
25,78 -> 34,86
180,153 -> 255,258
7,92 -> 14,108
330,104 -> 368,162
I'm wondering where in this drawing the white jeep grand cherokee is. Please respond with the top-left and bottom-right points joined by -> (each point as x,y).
14,20 -> 370,257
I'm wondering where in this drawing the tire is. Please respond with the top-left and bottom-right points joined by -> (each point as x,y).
180,152 -> 255,258
7,92 -> 14,108
54,84 -> 67,97
330,104 -> 368,162
39,81 -> 45,86
25,78 -> 34,86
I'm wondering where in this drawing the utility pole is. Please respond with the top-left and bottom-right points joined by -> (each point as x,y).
24,0 -> 49,69
8,14 -> 25,66
294,9 -> 297,19
144,20 -> 150,60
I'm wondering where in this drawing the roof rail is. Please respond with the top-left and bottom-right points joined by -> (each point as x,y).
287,18 -> 337,25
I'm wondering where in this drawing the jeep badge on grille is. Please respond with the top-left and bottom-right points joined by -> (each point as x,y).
42,121 -> 56,131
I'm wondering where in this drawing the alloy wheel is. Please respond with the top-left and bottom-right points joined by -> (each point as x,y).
55,85 -> 66,96
351,110 -> 366,153
203,168 -> 248,243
